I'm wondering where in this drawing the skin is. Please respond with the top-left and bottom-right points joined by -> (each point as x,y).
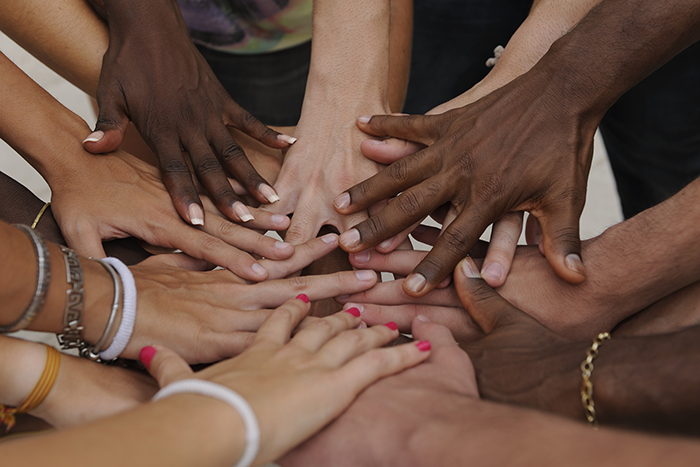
333,0 -> 700,297
0,299 -> 432,466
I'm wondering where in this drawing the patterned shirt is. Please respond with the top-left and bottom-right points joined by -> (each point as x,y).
177,0 -> 312,54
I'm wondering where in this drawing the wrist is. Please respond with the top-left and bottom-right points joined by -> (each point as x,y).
0,337 -> 47,408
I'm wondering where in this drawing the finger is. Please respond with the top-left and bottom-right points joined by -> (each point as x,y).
253,296 -> 311,347
356,113 -> 443,146
284,205 -> 323,245
360,137 -> 424,165
336,279 -> 460,308
200,194 -> 290,233
242,269 -> 378,309
202,214 -> 294,261
141,345 -> 193,387
319,322 -> 401,366
538,204 -> 585,284
139,253 -> 213,271
454,257 -> 525,334
259,233 -> 339,280
225,100 -> 290,150
374,219 -> 422,254
349,248 -> 427,276
291,310 -> 363,353
156,140 -> 205,227
85,90 -> 130,153
525,213 -> 543,249
61,224 -> 107,259
480,212 -> 523,287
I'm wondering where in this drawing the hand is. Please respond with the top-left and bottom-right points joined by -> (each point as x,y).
279,315 -> 477,467
144,297 -> 431,466
84,0 -> 294,225
121,246 -> 381,364
50,149 -> 293,282
335,71 -> 599,296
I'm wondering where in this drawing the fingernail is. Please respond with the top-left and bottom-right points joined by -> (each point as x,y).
416,314 -> 431,323
460,257 -> 481,279
82,130 -> 104,143
384,322 -> 398,331
344,303 -> 364,313
356,322 -> 368,330
272,214 -> 288,226
275,241 -> 292,251
321,233 -> 338,244
404,273 -> 427,294
258,184 -> 280,204
139,346 -> 157,370
233,202 -> 254,222
481,263 -> 503,283
358,115 -> 371,124
334,192 -> 351,210
187,204 -> 205,226
339,229 -> 361,249
351,250 -> 371,264
416,340 -> 431,352
355,270 -> 375,281
345,307 -> 361,317
277,134 -> 297,145
251,263 -> 267,276
377,238 -> 393,251
368,139 -> 386,145
296,293 -> 310,303
565,254 -> 585,276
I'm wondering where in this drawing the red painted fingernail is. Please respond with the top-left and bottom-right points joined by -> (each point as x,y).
296,294 -> 310,304
345,307 -> 361,317
384,322 -> 398,331
139,346 -> 157,370
416,340 -> 431,352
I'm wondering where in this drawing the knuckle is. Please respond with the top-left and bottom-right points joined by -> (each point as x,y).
286,275 -> 312,293
219,143 -> 246,165
338,329 -> 364,347
195,156 -> 223,176
198,235 -> 222,254
161,158 -> 191,175
439,227 -> 471,255
395,190 -> 424,218
364,348 -> 391,368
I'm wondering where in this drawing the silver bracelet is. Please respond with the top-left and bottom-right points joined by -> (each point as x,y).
80,258 -> 122,362
1,225 -> 51,333
56,247 -> 85,349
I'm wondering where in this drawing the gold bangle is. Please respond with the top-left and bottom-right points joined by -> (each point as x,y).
0,344 -> 61,432
30,202 -> 51,230
580,332 -> 610,428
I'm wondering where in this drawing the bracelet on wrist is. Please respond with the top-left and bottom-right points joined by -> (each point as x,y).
580,331 -> 610,428
56,247 -> 85,350
99,258 -> 137,361
80,258 -> 122,362
0,225 -> 51,334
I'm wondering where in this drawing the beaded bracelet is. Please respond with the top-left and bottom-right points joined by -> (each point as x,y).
0,225 -> 51,334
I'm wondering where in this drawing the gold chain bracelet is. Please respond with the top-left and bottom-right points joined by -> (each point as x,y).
580,332 -> 610,428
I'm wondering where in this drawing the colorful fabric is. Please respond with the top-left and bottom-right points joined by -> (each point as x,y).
177,0 -> 312,54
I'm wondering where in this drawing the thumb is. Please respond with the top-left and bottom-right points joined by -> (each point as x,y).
84,91 -> 130,154
61,224 -> 107,260
454,257 -> 524,334
357,113 -> 442,146
360,137 -> 425,165
140,345 -> 194,388
538,204 -> 585,284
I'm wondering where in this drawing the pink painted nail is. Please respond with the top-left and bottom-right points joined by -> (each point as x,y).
384,322 -> 398,331
296,294 -> 310,304
139,346 -> 157,370
416,340 -> 431,352
345,307 -> 361,317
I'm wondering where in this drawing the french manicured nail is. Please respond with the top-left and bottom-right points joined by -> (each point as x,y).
334,192 -> 351,210
368,139 -> 386,145
275,241 -> 292,251
82,130 -> 104,143
356,322 -> 368,330
565,254 -> 585,276
384,322 -> 398,331
271,214 -> 288,226
321,233 -> 338,244
404,273 -> 427,294
251,263 -> 267,276
416,340 -> 431,352
377,238 -> 393,251
139,346 -> 157,370
339,229 -> 361,249
355,270 -> 375,281
296,293 -> 310,303
352,250 -> 371,264
187,204 -> 204,226
416,314 -> 431,323
358,115 -> 371,124
233,202 -> 254,222
481,263 -> 503,283
345,307 -> 361,317
277,134 -> 297,145
258,184 -> 280,204
460,257 -> 481,279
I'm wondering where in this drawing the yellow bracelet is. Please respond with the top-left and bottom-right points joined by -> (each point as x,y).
580,332 -> 610,428
0,344 -> 61,432
30,202 -> 51,230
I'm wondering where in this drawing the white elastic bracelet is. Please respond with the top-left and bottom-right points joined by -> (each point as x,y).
99,257 -> 136,360
153,379 -> 260,467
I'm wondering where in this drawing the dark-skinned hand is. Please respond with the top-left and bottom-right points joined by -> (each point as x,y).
84,0 -> 295,225
334,68 -> 600,297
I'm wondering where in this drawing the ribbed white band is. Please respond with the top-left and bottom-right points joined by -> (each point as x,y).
153,379 -> 260,467
100,257 -> 136,360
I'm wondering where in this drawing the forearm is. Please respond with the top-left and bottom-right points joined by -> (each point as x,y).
388,0 -> 412,113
